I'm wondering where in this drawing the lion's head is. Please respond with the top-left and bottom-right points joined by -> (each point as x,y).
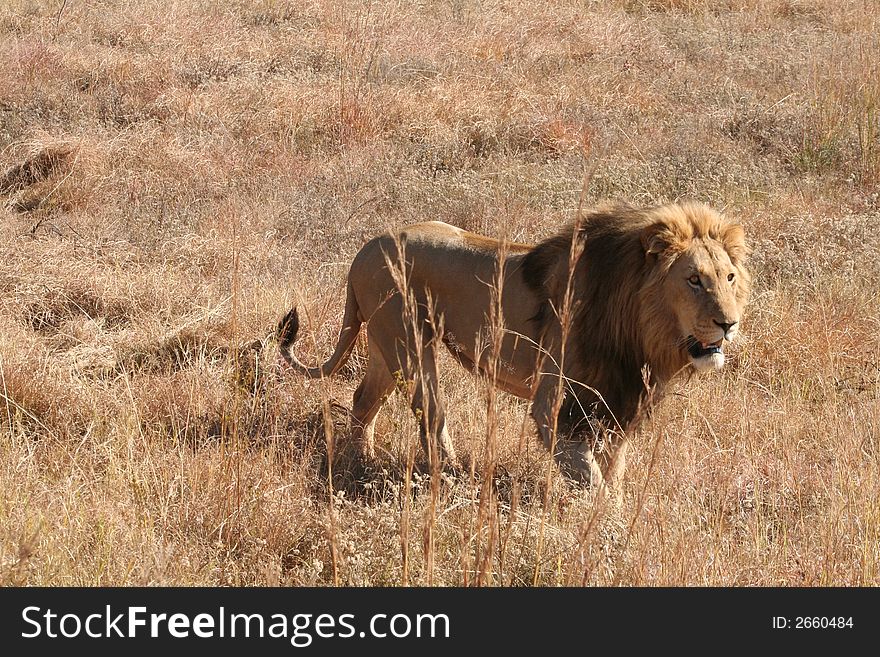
639,203 -> 751,373
524,201 -> 751,429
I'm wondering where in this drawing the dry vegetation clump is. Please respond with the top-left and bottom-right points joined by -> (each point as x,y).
1,0 -> 879,585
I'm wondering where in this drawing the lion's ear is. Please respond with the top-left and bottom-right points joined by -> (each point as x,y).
641,222 -> 678,257
721,223 -> 748,264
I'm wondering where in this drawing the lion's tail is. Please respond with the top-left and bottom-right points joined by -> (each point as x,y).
277,281 -> 362,379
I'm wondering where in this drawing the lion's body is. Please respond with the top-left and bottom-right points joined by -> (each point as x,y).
350,222 -> 539,399
279,202 -> 750,497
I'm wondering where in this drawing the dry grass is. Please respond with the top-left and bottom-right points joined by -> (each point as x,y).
1,0 -> 878,586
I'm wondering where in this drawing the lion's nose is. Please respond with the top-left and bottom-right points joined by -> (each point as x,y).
714,320 -> 737,335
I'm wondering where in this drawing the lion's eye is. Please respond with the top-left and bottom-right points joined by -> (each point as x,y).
728,272 -> 735,283
687,274 -> 702,288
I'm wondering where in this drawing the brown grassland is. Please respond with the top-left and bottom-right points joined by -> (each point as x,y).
1,0 -> 879,586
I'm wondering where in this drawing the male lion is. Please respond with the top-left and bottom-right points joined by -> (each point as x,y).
278,202 -> 750,497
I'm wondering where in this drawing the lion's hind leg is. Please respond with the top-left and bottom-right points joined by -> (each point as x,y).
363,298 -> 458,472
351,341 -> 396,461
407,340 -> 457,472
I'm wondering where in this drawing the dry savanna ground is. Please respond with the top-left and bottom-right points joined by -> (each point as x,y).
1,0 -> 879,586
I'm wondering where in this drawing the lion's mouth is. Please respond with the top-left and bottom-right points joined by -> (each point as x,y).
686,336 -> 724,359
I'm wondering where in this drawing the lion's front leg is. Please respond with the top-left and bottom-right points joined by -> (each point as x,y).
593,434 -> 628,509
554,436 -> 627,509
553,439 -> 604,486
531,375 -> 628,503
531,375 -> 603,486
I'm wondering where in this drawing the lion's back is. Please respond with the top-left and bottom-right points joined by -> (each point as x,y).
352,221 -> 529,273
347,221 -> 530,318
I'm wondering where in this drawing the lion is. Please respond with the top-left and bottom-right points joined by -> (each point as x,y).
278,201 -> 750,498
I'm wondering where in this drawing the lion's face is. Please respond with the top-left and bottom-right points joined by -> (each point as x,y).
666,238 -> 748,371
642,206 -> 750,373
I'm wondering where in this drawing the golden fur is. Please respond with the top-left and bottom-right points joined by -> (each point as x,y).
278,201 -> 750,498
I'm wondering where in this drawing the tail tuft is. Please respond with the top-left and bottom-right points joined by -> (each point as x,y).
277,307 -> 300,350
275,282 -> 360,378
